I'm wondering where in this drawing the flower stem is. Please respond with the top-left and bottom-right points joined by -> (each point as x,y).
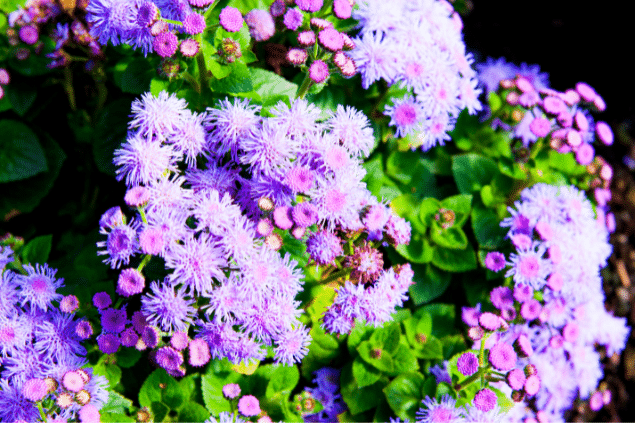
137,254 -> 153,272
321,268 -> 351,285
195,33 -> 210,93
296,73 -> 313,99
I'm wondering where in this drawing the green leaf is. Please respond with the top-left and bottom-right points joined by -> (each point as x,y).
162,375 -> 186,410
548,149 -> 586,176
415,335 -> 444,360
150,78 -> 171,95
93,358 -> 122,388
139,369 -> 173,408
357,341 -> 394,372
101,391 -> 133,415
383,372 -> 424,421
471,204 -> 507,249
249,68 -> 298,104
340,363 -> 387,415
386,150 -> 421,184
431,244 -> 477,272
363,154 -> 385,199
417,304 -> 456,338
8,40 -> 55,76
92,98 -> 132,176
0,120 -> 47,183
430,226 -> 468,250
352,356 -> 382,388
210,62 -> 253,93
6,82 -> 37,116
201,371 -> 241,414
178,403 -> 211,422
347,321 -> 374,356
151,401 -> 169,422
21,235 -> 52,265
116,347 -> 142,368
389,343 -> 418,376
498,157 -> 527,180
265,365 -> 299,399
117,58 -> 154,94
409,263 -> 451,305
369,323 -> 400,354
452,154 -> 500,194
396,236 -> 433,264
301,325 -> 340,379
440,194 -> 472,226
418,197 -> 441,228
490,386 -> 515,413
100,413 -> 134,422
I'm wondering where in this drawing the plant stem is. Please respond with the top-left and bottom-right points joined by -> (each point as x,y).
296,73 -> 313,99
137,254 -> 153,272
195,33 -> 210,93
320,268 -> 351,285
162,18 -> 183,26
63,66 -> 76,111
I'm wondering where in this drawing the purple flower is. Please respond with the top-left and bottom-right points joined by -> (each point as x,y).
156,346 -> 184,370
141,280 -> 196,333
457,351 -> 479,376
273,325 -> 311,365
219,6 -> 244,32
223,383 -> 241,399
292,203 -> 319,228
97,333 -> 121,354
488,342 -> 517,371
296,0 -> 323,13
416,395 -> 462,423
183,12 -> 205,34
165,234 -> 226,294
238,395 -> 261,417
129,91 -> 188,140
306,230 -> 342,265
474,388 -> 497,412
117,268 -> 145,297
283,8 -> 303,31
333,0 -> 352,19
188,337 -> 211,367
484,252 -> 506,272
22,378 -> 49,401
114,132 -> 180,187
15,264 -> 63,311
490,286 -> 514,310
245,9 -> 275,41
153,31 -> 179,57
168,110 -> 207,167
101,307 -> 128,333
309,59 -> 329,83
205,97 -> 261,159
97,220 -> 139,269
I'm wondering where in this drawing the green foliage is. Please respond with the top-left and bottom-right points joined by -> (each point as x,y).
21,234 -> 52,264
0,120 -> 47,183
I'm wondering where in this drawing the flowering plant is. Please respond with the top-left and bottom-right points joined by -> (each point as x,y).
0,0 -> 629,422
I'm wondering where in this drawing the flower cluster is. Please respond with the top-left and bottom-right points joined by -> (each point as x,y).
413,394 -> 506,423
7,0 -> 104,69
303,367 -> 347,422
469,184 -> 629,420
87,0 -> 211,58
478,58 -> 612,159
252,0 -> 358,83
0,68 -> 9,99
349,0 -> 481,149
100,91 -> 412,369
0,246 -> 108,421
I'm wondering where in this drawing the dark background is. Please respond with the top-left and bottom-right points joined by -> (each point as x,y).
463,0 -> 634,136
464,2 -> 635,421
